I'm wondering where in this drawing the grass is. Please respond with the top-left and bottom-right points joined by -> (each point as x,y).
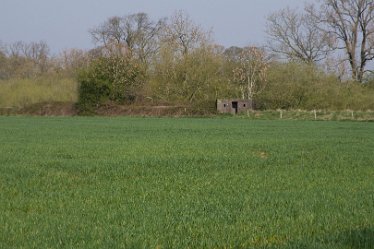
240,109 -> 374,121
0,76 -> 78,108
0,117 -> 373,248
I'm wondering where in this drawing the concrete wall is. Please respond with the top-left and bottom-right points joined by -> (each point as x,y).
217,99 -> 252,114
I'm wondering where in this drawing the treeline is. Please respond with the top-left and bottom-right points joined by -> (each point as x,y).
1,2 -> 374,112
0,40 -> 92,79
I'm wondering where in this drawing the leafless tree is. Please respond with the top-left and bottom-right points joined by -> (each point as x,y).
5,41 -> 50,73
24,41 -> 50,73
162,10 -> 210,57
7,41 -> 24,58
310,0 -> 374,82
52,48 -> 91,75
266,7 -> 334,63
90,13 -> 165,65
130,13 -> 165,64
24,42 -> 49,61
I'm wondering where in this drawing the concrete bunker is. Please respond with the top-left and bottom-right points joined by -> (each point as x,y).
216,99 -> 253,114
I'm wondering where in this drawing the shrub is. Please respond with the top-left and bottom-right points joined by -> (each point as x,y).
76,56 -> 145,114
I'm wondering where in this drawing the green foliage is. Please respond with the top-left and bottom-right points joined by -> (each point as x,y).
257,63 -> 316,109
76,56 -> 145,113
257,62 -> 374,110
1,117 -> 374,248
1,37 -> 374,112
149,45 -> 232,105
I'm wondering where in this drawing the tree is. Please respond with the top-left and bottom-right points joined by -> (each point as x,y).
2,41 -> 50,78
162,10 -> 210,57
55,48 -> 91,76
90,13 -> 165,66
24,41 -> 50,73
266,7 -> 333,63
149,11 -> 216,104
150,44 -> 227,104
231,47 -> 270,101
311,0 -> 374,82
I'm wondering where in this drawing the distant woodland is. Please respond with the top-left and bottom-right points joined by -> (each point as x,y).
1,0 -> 374,113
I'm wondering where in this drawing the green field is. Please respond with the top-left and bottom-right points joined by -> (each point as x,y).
0,117 -> 373,249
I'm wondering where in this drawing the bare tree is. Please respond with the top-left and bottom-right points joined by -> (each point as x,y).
4,41 -> 50,75
162,10 -> 210,57
129,13 -> 165,64
266,7 -> 334,63
232,47 -> 270,100
7,41 -> 24,58
6,41 -> 49,60
53,48 -> 91,75
90,13 -> 165,65
311,0 -> 374,82
24,41 -> 50,73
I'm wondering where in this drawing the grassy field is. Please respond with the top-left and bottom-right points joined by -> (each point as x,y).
0,117 -> 373,249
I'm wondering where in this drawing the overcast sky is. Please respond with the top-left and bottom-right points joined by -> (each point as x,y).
0,0 -> 304,54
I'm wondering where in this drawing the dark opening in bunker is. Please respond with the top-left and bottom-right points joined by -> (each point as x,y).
232,101 -> 238,114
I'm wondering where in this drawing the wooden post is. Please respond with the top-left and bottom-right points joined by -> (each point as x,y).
314,110 -> 317,120
280,109 -> 283,119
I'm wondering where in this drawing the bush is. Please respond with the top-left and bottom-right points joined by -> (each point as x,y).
76,56 -> 145,114
256,63 -> 374,111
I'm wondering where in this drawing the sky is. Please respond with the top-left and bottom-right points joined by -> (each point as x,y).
0,0 -> 304,54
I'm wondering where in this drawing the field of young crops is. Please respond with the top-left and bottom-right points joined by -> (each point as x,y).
0,116 -> 373,249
